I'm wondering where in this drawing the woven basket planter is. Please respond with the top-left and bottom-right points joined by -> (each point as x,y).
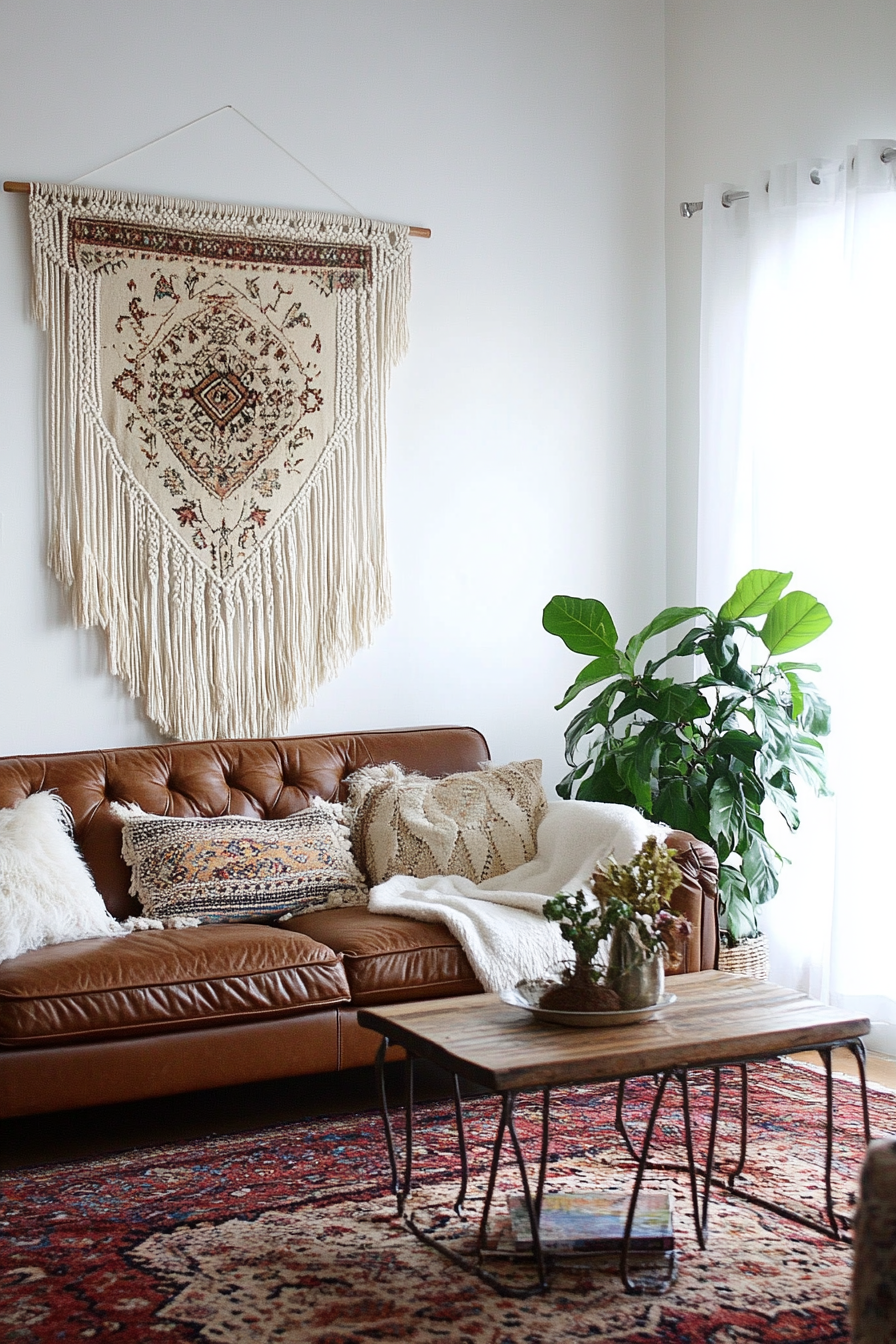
718,932 -> 770,980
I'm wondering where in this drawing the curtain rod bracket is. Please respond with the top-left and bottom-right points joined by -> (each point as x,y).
681,189 -> 750,217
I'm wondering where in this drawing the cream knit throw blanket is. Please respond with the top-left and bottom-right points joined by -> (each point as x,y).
368,800 -> 666,992
28,184 -> 410,740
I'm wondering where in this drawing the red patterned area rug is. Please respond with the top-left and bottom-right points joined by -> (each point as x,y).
3,1060 -> 894,1343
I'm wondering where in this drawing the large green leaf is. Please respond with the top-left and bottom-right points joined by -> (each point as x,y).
555,652 -> 623,710
574,756 -> 637,808
766,779 -> 800,830
624,606 -> 709,665
742,835 -> 781,905
617,672 -> 671,725
752,697 -> 793,759
708,729 -> 763,767
556,760 -> 591,799
633,720 -> 663,781
653,683 -> 711,723
783,670 -> 804,719
562,680 -> 631,760
543,596 -> 619,656
787,734 -> 832,795
719,865 -> 759,941
719,569 -> 793,620
621,680 -> 709,725
796,682 -> 832,738
563,697 -> 609,763
706,689 -> 749,730
618,749 -> 653,813
646,623 -> 711,674
654,778 -> 709,841
701,630 -> 756,690
761,592 -> 832,654
709,774 -> 745,848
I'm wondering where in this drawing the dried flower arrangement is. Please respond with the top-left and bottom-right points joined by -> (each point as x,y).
540,836 -> 691,1012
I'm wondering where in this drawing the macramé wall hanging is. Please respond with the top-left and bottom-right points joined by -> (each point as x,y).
24,181 -> 412,740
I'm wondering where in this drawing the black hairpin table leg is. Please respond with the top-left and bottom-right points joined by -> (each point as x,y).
722,1040 -> 871,1239
374,1036 -> 399,1198
387,1075 -> 550,1299
399,1053 -> 414,1215
505,1092 -> 549,1290
726,1063 -> 749,1190
373,1042 -> 415,1215
451,1072 -> 469,1215
616,1068 -> 718,1254
847,1037 -> 873,1144
620,1070 -> 678,1294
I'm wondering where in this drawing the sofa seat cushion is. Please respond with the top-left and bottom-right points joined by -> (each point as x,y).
280,907 -> 483,1005
0,926 -> 350,1047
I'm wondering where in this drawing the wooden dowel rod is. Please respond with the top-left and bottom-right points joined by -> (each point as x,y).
4,180 -> 431,236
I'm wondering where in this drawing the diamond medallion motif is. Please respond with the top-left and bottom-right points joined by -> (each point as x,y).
190,370 -> 254,429
131,284 -> 322,501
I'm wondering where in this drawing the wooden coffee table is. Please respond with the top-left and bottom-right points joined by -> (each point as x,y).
358,971 -> 871,1296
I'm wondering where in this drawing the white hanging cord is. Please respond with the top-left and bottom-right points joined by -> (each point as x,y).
70,103 -> 362,213
227,108 -> 362,214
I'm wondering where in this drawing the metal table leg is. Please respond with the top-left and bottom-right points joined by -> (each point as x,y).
722,1041 -> 871,1239
616,1068 -> 718,1252
374,1036 -> 399,1197
847,1038 -> 873,1144
376,1044 -> 550,1298
619,1070 -> 678,1294
451,1072 -> 469,1215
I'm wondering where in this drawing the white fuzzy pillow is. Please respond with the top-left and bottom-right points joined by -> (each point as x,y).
0,791 -> 123,963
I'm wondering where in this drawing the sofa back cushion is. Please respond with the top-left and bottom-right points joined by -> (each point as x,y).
0,728 -> 489,919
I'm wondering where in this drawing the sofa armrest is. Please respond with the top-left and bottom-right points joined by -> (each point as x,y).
664,831 -> 720,973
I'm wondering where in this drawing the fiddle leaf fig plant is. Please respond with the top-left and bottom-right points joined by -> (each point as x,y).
543,570 -> 832,945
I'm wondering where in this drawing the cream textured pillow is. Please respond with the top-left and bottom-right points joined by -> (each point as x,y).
113,801 -> 367,924
0,792 -> 123,963
347,760 -> 548,887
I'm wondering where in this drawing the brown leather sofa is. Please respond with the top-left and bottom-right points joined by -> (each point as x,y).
0,726 -> 719,1118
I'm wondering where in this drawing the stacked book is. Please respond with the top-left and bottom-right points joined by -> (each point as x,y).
486,1189 -> 674,1258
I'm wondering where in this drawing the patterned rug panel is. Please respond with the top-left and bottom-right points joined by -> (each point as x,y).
3,1060 -> 894,1343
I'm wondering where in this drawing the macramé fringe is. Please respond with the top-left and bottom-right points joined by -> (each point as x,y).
28,182 -> 410,741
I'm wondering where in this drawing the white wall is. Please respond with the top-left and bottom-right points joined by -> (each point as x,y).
0,0 -> 667,793
665,0 -> 896,606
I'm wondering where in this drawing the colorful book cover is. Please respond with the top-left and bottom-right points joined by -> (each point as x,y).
506,1189 -> 674,1254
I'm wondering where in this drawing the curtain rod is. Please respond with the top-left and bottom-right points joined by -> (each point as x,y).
2,181 -> 431,237
680,145 -> 896,219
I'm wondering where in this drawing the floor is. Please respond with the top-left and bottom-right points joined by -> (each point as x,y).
0,1059 -> 485,1170
788,1046 -> 896,1089
2,1049 -> 892,1173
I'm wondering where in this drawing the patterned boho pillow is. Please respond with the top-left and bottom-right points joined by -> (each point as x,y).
346,760 -> 548,887
112,801 -> 367,924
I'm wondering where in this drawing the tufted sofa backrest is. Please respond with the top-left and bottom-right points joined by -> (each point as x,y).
0,726 -> 490,919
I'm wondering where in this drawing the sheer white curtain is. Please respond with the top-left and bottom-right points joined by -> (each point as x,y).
696,140 -> 896,1053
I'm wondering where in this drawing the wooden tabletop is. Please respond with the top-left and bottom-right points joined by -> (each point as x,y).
357,972 -> 870,1092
